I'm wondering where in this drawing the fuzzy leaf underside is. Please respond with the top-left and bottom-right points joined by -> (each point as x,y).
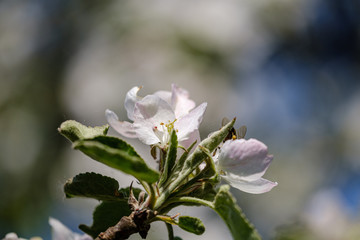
64,172 -> 122,201
213,185 -> 261,240
178,216 -> 205,235
73,136 -> 160,183
58,120 -> 108,142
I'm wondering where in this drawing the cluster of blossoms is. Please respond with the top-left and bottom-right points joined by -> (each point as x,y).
106,84 -> 277,194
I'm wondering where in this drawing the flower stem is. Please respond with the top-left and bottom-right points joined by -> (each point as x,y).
161,196 -> 214,210
148,183 -> 157,209
166,223 -> 174,240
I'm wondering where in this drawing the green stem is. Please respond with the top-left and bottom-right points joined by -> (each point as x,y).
166,223 -> 174,240
159,148 -> 166,172
139,180 -> 150,194
148,183 -> 157,209
161,196 -> 214,210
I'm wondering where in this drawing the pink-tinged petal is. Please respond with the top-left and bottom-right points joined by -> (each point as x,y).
171,84 -> 196,118
124,86 -> 142,121
105,109 -> 137,138
218,138 -> 273,181
175,102 -> 207,141
179,130 -> 200,149
132,95 -> 176,145
154,90 -> 172,105
222,174 -> 278,194
177,130 -> 200,159
134,95 -> 175,124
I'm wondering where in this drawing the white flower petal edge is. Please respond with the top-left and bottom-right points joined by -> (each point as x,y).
217,138 -> 277,194
222,174 -> 277,194
105,109 -> 137,138
124,86 -> 142,121
175,102 -> 207,141
171,84 -> 196,117
49,218 -> 92,240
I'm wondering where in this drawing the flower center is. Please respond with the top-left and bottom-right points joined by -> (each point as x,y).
153,119 -> 178,146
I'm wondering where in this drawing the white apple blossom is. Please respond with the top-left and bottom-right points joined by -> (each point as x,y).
49,218 -> 92,240
2,233 -> 27,240
2,233 -> 41,240
216,138 -> 277,194
106,84 -> 207,148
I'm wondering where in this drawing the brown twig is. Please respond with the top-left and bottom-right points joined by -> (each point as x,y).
95,209 -> 155,240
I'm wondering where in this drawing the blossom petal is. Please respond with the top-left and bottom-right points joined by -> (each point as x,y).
154,90 -> 171,105
105,109 -> 137,138
49,218 -> 92,240
133,119 -> 161,145
3,233 -> 27,240
134,95 -> 175,124
222,174 -> 278,194
171,84 -> 196,117
124,86 -> 142,121
175,102 -> 207,141
179,130 -> 200,149
132,95 -> 175,145
218,138 -> 273,181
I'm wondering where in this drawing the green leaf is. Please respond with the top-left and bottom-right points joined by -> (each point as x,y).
79,187 -> 142,238
213,185 -> 261,240
188,181 -> 217,202
58,120 -> 108,142
178,216 -> 205,235
79,201 -> 131,238
64,172 -> 123,201
73,136 -> 160,183
159,130 -> 178,187
174,237 -> 183,240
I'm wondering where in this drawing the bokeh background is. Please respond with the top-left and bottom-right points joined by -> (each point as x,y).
1,0 -> 360,239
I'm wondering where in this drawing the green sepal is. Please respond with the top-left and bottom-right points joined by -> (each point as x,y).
158,130 -> 178,187
213,185 -> 261,240
58,120 -> 108,142
178,216 -> 205,235
163,140 -> 197,189
73,136 -> 160,183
